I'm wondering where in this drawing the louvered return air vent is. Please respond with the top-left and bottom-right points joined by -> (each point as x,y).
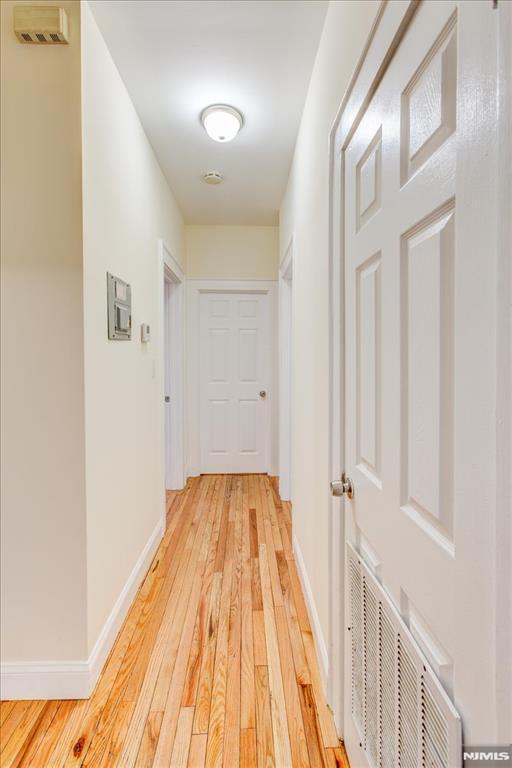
347,544 -> 462,768
13,6 -> 69,44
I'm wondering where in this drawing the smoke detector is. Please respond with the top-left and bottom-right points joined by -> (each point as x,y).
203,171 -> 223,185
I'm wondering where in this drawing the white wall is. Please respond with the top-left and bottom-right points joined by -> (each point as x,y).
279,0 -> 379,660
81,0 -> 185,653
1,0 -> 88,663
186,225 -> 278,280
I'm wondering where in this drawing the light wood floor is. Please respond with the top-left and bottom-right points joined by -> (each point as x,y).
0,475 -> 347,768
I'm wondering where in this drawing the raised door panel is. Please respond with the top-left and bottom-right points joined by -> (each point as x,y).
208,329 -> 230,383
356,253 -> 382,488
401,208 -> 455,553
208,400 -> 230,455
238,329 -> 258,382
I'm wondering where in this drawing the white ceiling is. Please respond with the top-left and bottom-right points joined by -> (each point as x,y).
88,0 -> 328,225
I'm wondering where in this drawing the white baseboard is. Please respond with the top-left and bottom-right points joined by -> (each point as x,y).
87,517 -> 164,692
0,661 -> 91,701
293,533 -> 329,692
0,518 -> 164,701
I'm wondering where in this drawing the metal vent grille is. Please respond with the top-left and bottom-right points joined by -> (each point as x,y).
347,544 -> 461,768
380,608 -> 396,768
364,580 -> 379,767
422,681 -> 449,767
398,638 -> 419,768
350,555 -> 364,737
16,30 -> 67,43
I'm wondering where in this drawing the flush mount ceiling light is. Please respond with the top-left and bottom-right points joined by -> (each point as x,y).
201,104 -> 243,143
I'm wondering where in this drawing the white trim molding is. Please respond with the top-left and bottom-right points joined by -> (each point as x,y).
186,279 -> 278,477
159,240 -> 186,495
293,533 -> 329,691
278,237 -> 294,501
1,519 -> 163,700
159,239 -> 184,284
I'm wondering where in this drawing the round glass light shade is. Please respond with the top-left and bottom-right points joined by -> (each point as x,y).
201,105 -> 243,143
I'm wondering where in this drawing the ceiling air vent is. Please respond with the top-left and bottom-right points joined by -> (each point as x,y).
347,544 -> 462,768
13,6 -> 69,44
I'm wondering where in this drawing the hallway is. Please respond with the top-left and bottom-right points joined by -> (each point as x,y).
0,476 -> 346,767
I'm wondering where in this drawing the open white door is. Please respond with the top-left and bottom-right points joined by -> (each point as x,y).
329,1 -> 511,765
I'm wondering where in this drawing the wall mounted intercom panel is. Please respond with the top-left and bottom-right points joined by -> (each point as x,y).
107,273 -> 132,340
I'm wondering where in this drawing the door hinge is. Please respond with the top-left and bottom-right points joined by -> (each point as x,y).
493,0 -> 498,8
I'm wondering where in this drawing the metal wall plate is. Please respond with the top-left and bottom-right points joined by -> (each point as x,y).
107,273 -> 132,340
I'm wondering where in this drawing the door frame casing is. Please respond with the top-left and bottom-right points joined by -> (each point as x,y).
186,279 -> 278,477
279,237 -> 294,501
327,0 -> 512,739
159,240 -> 186,499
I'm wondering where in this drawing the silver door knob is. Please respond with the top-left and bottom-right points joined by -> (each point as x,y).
259,390 -> 267,399
330,473 -> 354,499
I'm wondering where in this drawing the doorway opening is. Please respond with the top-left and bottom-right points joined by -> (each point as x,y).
279,238 -> 293,501
186,280 -> 278,476
160,240 -> 185,497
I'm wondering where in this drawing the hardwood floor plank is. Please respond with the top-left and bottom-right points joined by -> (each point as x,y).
169,707 -> 194,767
187,733 -> 207,768
302,630 -> 339,748
0,703 -> 15,729
325,745 -> 350,768
251,557 -> 263,612
2,476 -> 342,768
96,701 -> 135,768
258,544 -> 293,767
150,567 -> 207,765
274,605 -> 310,768
181,575 -> 210,709
28,701 -> 80,768
240,728 -> 257,768
0,701 -> 32,751
152,481 -> 223,766
241,479 -> 256,731
254,666 -> 274,768
298,683 -> 327,768
222,478 -> 242,768
252,610 -> 267,667
286,555 -> 312,634
136,711 -> 163,768
43,701 -> 88,767
8,701 -> 59,767
0,700 -> 46,768
204,514 -> 233,768
262,480 -> 284,554
192,573 -> 222,734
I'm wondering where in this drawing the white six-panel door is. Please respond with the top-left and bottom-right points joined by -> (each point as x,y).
199,291 -> 270,473
332,1 -> 506,762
